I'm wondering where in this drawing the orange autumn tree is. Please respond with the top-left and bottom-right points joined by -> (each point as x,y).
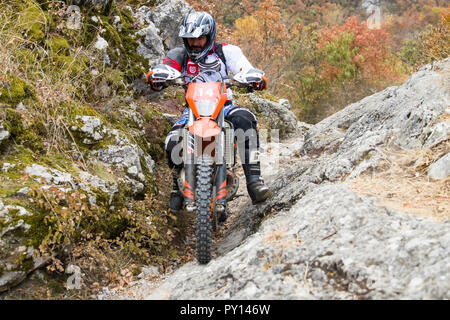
285,16 -> 406,123
319,16 -> 401,87
232,0 -> 289,79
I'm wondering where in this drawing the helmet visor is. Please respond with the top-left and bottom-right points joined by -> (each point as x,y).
179,23 -> 211,38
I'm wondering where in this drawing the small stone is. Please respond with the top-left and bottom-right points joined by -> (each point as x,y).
2,163 -> 15,172
66,5 -> 82,30
16,187 -> 31,198
94,35 -> 109,51
0,125 -> 10,143
127,166 -> 138,177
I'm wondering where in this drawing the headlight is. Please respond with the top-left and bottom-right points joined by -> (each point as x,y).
196,100 -> 217,116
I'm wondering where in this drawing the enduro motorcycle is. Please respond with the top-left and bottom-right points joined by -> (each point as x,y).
148,60 -> 265,264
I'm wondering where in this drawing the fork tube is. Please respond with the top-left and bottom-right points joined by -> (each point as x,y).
184,129 -> 196,206
215,162 -> 227,206
215,109 -> 227,206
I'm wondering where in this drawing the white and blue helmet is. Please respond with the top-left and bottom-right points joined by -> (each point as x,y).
179,11 -> 216,63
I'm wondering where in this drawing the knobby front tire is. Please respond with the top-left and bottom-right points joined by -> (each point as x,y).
196,157 -> 213,264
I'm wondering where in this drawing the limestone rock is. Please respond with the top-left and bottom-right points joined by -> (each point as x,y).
136,22 -> 165,67
300,58 -> 450,180
72,115 -> 106,145
0,124 -> 10,145
423,122 -> 450,148
248,93 -> 298,140
94,35 -> 109,51
2,163 -> 15,172
428,153 -> 450,179
24,164 -> 73,186
66,5 -> 82,30
148,0 -> 192,50
91,144 -> 155,179
0,201 -> 46,293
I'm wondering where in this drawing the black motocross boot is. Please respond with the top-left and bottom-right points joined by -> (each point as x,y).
169,170 -> 184,213
243,163 -> 272,205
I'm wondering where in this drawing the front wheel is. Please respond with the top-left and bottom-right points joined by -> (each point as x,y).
196,156 -> 214,264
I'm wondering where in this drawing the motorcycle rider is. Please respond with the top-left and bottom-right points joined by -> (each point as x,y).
147,11 -> 272,216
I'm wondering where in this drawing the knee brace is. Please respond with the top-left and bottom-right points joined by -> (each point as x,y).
165,125 -> 183,168
226,108 -> 260,166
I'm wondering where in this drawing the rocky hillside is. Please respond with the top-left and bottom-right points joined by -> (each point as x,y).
110,58 -> 449,300
0,0 -> 448,299
0,0 -> 296,297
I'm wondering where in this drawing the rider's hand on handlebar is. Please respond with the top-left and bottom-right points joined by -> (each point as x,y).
146,70 -> 167,92
249,76 -> 267,91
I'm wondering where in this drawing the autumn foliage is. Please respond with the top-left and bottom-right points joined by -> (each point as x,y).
232,0 -> 289,79
186,0 -> 448,123
319,17 -> 399,84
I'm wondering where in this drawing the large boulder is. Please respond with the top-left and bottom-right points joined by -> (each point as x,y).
134,0 -> 192,66
148,0 -> 192,50
0,200 -> 46,293
300,58 -> 450,181
248,93 -> 299,140
136,21 -> 166,67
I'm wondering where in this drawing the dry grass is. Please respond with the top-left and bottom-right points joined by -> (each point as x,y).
0,1 -> 103,153
349,138 -> 450,223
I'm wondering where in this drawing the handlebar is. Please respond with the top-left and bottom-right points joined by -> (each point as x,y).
147,64 -> 264,91
164,77 -> 252,91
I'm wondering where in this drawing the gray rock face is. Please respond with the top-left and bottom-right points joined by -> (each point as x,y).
134,0 -> 192,66
136,22 -> 166,67
25,164 -> 74,186
148,0 -> 192,50
248,93 -> 299,140
0,124 -> 10,144
428,153 -> 450,179
145,184 -> 450,300
0,200 -> 46,293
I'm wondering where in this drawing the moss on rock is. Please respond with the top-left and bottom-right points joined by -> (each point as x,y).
0,76 -> 35,105
48,37 -> 71,56
13,0 -> 47,43
3,108 -> 45,153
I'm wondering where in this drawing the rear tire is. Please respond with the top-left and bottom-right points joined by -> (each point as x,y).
196,157 -> 213,264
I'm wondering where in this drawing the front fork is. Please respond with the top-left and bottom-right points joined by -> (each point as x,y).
183,132 -> 227,212
183,110 -> 228,213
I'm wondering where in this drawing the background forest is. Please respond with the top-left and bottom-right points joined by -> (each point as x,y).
188,0 -> 449,123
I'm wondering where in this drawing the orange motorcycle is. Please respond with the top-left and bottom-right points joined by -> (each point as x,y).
148,61 -> 265,264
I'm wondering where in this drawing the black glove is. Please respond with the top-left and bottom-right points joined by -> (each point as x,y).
249,76 -> 267,91
146,70 -> 167,91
